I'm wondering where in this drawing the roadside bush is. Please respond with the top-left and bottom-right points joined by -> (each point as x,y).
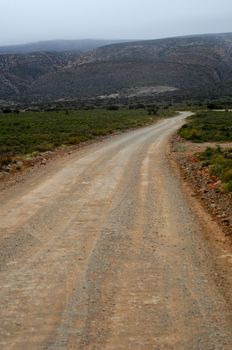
224,180 -> 232,193
198,146 -> 232,192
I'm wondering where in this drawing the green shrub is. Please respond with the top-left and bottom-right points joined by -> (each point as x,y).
222,168 -> 232,182
36,143 -> 55,152
224,180 -> 232,193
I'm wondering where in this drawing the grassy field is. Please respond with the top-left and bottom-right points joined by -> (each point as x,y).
178,111 -> 232,142
0,108 -> 174,167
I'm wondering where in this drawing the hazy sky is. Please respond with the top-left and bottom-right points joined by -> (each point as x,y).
0,0 -> 232,45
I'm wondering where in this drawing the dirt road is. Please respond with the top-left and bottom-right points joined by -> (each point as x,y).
0,112 -> 232,349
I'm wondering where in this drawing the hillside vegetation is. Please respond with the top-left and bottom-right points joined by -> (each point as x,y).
0,52 -> 81,98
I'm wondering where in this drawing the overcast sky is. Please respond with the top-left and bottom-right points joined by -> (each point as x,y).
0,0 -> 232,45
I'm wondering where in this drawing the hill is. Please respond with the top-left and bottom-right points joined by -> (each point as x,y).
1,33 -> 232,105
0,51 -> 81,100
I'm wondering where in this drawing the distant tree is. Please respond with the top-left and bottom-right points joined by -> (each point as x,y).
3,108 -> 12,114
106,105 -> 119,111
134,103 -> 145,109
147,106 -> 159,115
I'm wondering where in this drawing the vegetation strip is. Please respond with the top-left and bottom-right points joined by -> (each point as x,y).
0,108 -> 174,171
178,111 -> 232,142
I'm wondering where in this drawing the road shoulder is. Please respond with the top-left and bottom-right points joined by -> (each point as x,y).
168,135 -> 232,307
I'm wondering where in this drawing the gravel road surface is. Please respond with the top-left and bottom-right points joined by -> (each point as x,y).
0,112 -> 232,349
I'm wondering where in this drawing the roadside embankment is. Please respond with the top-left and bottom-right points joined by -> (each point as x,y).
169,136 -> 232,238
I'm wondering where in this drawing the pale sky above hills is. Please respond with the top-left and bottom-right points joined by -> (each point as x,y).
0,0 -> 232,45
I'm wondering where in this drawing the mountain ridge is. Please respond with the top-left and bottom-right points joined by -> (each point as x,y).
0,39 -> 129,55
1,32 -> 232,104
